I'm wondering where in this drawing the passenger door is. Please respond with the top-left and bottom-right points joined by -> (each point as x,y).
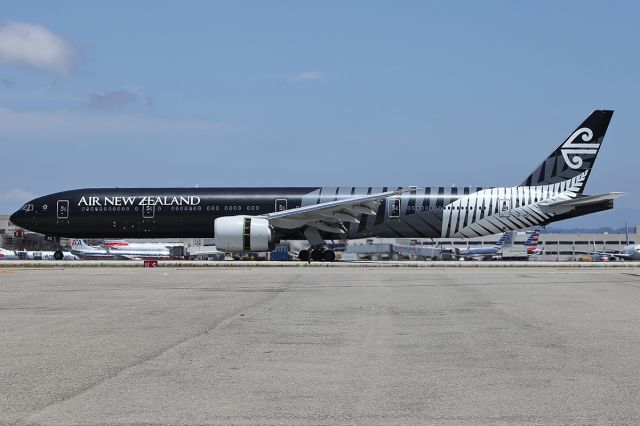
388,198 -> 401,220
499,199 -> 511,217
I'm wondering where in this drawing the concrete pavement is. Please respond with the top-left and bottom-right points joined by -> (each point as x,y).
2,267 -> 640,424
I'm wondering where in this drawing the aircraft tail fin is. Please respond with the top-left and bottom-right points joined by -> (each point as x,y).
524,229 -> 541,248
493,232 -> 509,249
519,110 -> 613,194
71,239 -> 90,250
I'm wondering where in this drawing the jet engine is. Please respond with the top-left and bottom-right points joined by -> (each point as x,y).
214,216 -> 273,252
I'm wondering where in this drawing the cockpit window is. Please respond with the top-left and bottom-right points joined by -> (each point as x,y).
21,204 -> 34,212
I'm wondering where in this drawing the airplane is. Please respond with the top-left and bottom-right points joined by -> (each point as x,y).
620,244 -> 640,260
588,242 -> 640,261
456,229 -> 541,260
102,239 -> 184,251
0,247 -> 18,260
10,110 -> 626,261
70,239 -> 116,260
101,240 -> 180,259
70,239 -> 177,260
16,250 -> 79,260
1,247 -> 77,260
456,232 -> 510,260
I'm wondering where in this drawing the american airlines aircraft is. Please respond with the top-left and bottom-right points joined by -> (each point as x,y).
457,229 -> 541,260
10,110 -> 626,261
70,239 -> 179,260
0,247 -> 77,260
0,247 -> 18,260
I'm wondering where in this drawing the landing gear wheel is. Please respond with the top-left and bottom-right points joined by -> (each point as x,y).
323,250 -> 336,262
298,249 -> 309,262
53,250 -> 64,260
311,249 -> 325,262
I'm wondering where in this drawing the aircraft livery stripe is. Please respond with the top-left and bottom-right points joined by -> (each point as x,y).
356,187 -> 372,234
415,212 -> 441,236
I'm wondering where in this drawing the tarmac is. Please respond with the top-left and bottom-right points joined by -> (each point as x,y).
2,266 -> 640,425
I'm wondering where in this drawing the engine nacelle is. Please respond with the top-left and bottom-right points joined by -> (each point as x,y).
214,216 -> 273,252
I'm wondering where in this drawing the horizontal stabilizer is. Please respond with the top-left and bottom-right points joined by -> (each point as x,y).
540,192 -> 627,208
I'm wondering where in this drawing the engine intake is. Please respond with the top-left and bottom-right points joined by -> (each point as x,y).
214,216 -> 273,252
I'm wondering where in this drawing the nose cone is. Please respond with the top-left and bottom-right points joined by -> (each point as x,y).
10,210 -> 23,228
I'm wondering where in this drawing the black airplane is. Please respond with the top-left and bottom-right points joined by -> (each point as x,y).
11,110 -> 626,261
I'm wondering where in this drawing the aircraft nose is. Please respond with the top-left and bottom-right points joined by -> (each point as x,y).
9,211 -> 22,227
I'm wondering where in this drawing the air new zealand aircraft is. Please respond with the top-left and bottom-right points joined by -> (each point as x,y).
10,110 -> 626,261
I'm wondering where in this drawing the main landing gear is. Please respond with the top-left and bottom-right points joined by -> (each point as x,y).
298,247 -> 336,262
299,227 -> 337,262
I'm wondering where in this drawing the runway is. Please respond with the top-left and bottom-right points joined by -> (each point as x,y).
2,267 -> 640,424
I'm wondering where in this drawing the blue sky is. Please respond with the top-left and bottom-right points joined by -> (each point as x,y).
1,1 -> 638,228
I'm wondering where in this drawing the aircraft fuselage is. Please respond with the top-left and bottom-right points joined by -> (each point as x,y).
9,185 -> 612,241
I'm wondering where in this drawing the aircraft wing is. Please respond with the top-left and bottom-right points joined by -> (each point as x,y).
263,188 -> 413,234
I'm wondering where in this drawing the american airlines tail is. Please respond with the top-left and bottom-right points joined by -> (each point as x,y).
524,229 -> 541,248
493,233 -> 509,249
71,239 -> 91,250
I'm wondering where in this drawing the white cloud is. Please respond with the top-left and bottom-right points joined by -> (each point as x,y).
0,188 -> 35,202
0,21 -> 77,76
292,71 -> 325,81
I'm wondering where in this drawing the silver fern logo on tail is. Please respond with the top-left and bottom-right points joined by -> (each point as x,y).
560,127 -> 599,169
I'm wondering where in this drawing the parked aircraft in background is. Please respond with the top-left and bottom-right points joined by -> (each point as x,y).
18,250 -> 78,260
457,229 -> 541,260
0,247 -> 18,260
620,244 -> 640,260
70,239 -> 116,260
10,110 -> 625,261
1,247 -> 77,260
456,233 -> 510,260
589,243 -> 640,261
70,239 -> 179,260
102,240 -> 184,251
